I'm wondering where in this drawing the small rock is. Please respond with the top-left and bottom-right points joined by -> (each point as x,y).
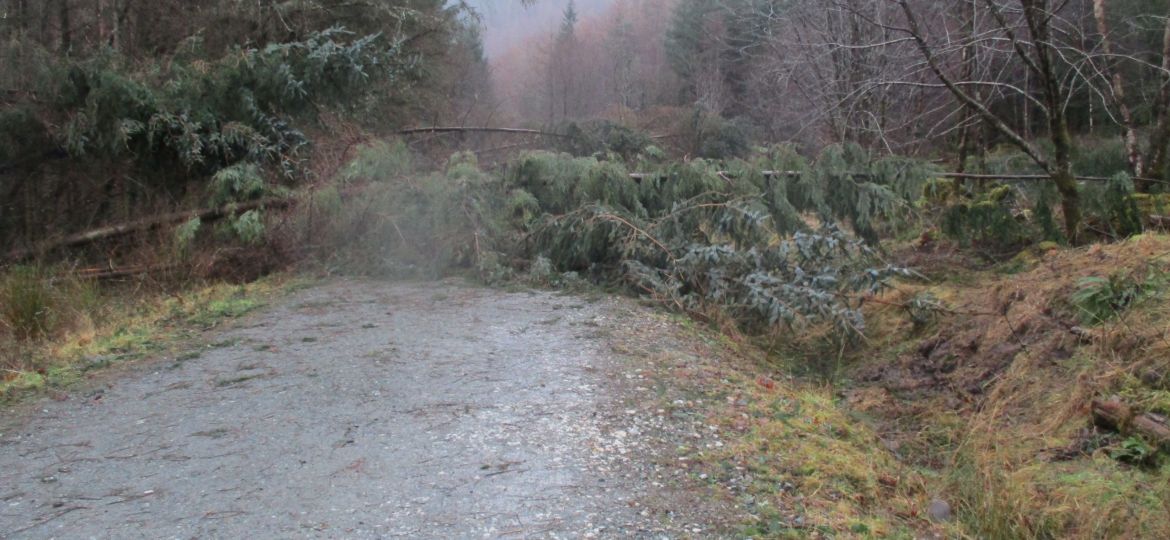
928,498 -> 952,522
40,475 -> 58,483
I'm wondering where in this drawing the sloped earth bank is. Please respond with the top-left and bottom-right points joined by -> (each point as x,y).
0,280 -> 745,538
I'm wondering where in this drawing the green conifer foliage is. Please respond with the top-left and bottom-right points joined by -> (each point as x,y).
499,149 -> 916,342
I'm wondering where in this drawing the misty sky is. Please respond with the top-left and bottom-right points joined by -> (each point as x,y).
466,0 -> 614,58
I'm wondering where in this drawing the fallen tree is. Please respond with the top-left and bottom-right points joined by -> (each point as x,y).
397,126 -> 566,137
5,198 -> 293,262
629,170 -> 1170,187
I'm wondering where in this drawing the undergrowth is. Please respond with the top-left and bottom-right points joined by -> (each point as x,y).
0,266 -> 101,344
1070,264 -> 1168,325
935,152 -> 1168,258
853,234 -> 1170,538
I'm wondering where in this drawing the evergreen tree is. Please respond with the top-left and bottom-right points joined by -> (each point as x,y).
545,0 -> 580,121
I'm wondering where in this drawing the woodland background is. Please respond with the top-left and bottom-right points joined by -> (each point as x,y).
5,2 -> 1170,536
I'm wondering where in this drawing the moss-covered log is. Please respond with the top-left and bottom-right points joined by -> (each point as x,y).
1092,398 -> 1170,450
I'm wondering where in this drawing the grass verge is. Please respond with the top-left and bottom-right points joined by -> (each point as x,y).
606,308 -> 952,537
844,233 -> 1170,538
605,233 -> 1170,538
1,272 -> 308,401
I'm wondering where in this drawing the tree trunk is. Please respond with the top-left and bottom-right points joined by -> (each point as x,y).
95,0 -> 105,46
1145,8 -> 1170,191
16,0 -> 29,31
6,198 -> 293,262
58,0 -> 71,52
1022,0 -> 1082,242
110,0 -> 119,49
956,0 -> 980,187
1092,0 -> 1144,179
1047,88 -> 1082,243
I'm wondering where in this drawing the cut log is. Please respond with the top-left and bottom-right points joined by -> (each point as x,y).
1092,398 -> 1170,450
1092,399 -> 1133,431
1132,413 -> 1170,449
5,198 -> 293,262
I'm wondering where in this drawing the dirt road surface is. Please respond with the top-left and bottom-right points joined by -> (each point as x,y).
1,280 -> 730,539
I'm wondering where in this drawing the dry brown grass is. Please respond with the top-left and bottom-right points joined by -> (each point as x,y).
846,234 -> 1170,538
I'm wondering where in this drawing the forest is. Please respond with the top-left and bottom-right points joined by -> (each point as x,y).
3,0 -> 1170,537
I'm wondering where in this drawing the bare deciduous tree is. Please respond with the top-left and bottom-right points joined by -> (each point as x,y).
888,0 -> 1085,240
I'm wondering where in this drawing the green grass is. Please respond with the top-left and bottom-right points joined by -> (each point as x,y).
1,274 -> 306,401
187,293 -> 261,329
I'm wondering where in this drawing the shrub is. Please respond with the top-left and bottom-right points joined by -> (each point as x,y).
939,139 -> 1149,251
941,185 -> 1032,255
694,114 -> 751,160
174,218 -> 203,257
209,163 -> 268,206
517,152 -> 910,342
1081,173 -> 1144,238
341,140 -> 415,183
0,267 -> 58,340
1070,266 -> 1167,325
558,121 -> 652,160
1,27 -> 415,251
0,266 -> 99,342
231,210 -> 267,245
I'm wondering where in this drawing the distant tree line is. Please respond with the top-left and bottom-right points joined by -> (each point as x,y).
495,0 -> 1170,238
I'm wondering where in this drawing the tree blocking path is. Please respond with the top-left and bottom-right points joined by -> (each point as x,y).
0,281 -> 723,538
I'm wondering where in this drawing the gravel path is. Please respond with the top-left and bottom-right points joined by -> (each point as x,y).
0,280 -> 713,539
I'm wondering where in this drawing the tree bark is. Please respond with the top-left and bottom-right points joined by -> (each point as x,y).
95,0 -> 105,46
1144,7 -> 1170,191
956,0 -> 982,186
1021,0 -> 1081,242
58,0 -> 71,52
15,0 -> 29,31
1092,0 -> 1144,179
